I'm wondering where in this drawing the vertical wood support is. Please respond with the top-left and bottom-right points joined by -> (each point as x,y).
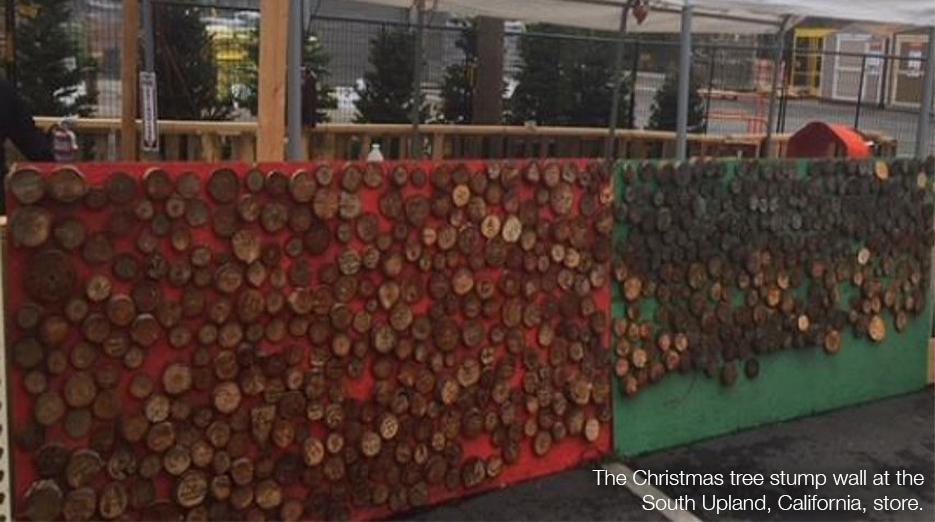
258,0 -> 289,161
121,0 -> 140,161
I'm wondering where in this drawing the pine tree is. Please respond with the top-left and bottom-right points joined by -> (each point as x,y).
509,25 -> 629,127
355,27 -> 427,124
153,4 -> 232,120
239,27 -> 336,122
439,22 -> 477,123
15,0 -> 97,116
647,71 -> 707,132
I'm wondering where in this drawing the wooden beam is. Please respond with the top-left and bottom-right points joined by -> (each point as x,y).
121,0 -> 140,161
257,0 -> 289,162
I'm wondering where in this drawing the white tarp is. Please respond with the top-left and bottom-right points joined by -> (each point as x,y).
358,0 -> 934,33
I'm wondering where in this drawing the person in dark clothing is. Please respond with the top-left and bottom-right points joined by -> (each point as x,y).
0,79 -> 55,213
0,78 -> 55,200
301,68 -> 319,128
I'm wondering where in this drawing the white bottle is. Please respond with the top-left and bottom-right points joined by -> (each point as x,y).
366,143 -> 384,162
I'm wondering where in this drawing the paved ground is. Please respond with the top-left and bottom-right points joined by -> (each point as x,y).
410,390 -> 933,521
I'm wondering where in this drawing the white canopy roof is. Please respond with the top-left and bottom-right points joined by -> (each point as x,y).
359,0 -> 935,33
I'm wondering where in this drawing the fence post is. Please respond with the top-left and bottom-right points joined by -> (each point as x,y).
764,17 -> 790,158
120,0 -> 140,161
854,55 -> 867,130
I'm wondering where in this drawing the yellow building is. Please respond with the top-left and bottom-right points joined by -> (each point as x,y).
790,27 -> 835,96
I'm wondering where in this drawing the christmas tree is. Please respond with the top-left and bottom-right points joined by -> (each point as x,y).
239,27 -> 336,122
153,4 -> 231,120
15,0 -> 97,116
647,71 -> 707,132
355,27 -> 427,123
509,25 -> 629,127
439,22 -> 477,123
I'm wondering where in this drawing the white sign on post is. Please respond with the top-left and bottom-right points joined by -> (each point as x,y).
140,71 -> 159,152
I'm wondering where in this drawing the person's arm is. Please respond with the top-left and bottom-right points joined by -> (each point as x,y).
3,83 -> 54,162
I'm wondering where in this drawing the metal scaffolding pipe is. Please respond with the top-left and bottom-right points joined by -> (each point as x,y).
411,0 -> 425,158
764,17 -> 789,157
604,2 -> 632,162
287,0 -> 303,160
675,2 -> 693,160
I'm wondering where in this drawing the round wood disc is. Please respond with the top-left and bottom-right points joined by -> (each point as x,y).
63,486 -> 97,521
141,168 -> 172,200
66,449 -> 104,488
93,389 -> 123,420
82,233 -> 114,265
64,408 -> 92,439
25,479 -> 64,521
9,167 -> 46,204
98,481 -> 128,520
231,229 -> 261,264
824,329 -> 842,354
26,249 -> 77,304
64,371 -> 98,408
11,205 -> 53,247
48,167 -> 88,202
175,470 -> 209,508
163,362 -> 193,395
213,381 -> 242,414
207,168 -> 240,203
35,390 -> 66,426
54,218 -> 87,250
289,169 -> 317,202
868,315 -> 886,342
583,417 -> 601,442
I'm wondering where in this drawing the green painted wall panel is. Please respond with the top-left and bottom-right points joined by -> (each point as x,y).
612,159 -> 933,457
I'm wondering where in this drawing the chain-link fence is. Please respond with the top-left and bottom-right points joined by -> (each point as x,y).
7,1 -> 933,156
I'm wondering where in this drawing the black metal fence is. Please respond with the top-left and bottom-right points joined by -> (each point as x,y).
6,0 -> 932,156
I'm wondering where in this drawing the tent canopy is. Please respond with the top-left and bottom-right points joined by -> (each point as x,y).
360,0 -> 934,33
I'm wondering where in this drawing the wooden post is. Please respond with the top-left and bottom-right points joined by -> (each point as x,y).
474,17 -> 504,124
257,0 -> 289,161
121,0 -> 140,161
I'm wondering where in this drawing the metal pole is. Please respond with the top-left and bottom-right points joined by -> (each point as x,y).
763,17 -> 789,158
703,48 -> 716,134
854,55 -> 867,130
915,26 -> 935,159
628,39 -> 640,130
287,0 -> 303,160
675,2 -> 693,160
604,2 -> 632,162
411,0 -> 425,158
4,0 -> 15,83
141,0 -> 155,72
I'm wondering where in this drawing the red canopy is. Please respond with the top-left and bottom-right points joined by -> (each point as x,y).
787,121 -> 872,158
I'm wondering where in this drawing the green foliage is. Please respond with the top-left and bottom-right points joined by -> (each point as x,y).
509,25 -> 629,127
239,27 -> 336,122
15,0 -> 97,116
355,27 -> 427,124
647,71 -> 707,132
153,5 -> 231,120
439,22 -> 477,123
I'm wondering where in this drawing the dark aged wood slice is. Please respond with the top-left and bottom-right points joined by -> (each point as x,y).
26,248 -> 77,303
24,369 -> 48,395
9,167 -> 46,204
289,169 -> 317,202
82,232 -> 114,265
130,313 -> 161,346
98,481 -> 128,520
147,421 -> 176,452
17,300 -> 43,329
36,390 -> 66,426
48,167 -> 88,202
231,229 -> 261,264
63,486 -> 97,521
37,442 -> 71,478
175,470 -> 209,508
11,205 -> 53,247
142,168 -> 172,200
164,444 -> 192,476
64,371 -> 98,408
54,217 -> 87,250
67,448 -> 104,488
261,201 -> 289,233
207,168 -> 240,203
93,389 -> 123,420
13,336 -> 44,369
25,479 -> 64,521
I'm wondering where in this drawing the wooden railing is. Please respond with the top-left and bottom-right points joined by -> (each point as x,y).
27,117 -> 898,163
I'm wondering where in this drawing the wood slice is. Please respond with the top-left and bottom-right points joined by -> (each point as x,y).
11,205 -> 52,247
48,167 -> 88,202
